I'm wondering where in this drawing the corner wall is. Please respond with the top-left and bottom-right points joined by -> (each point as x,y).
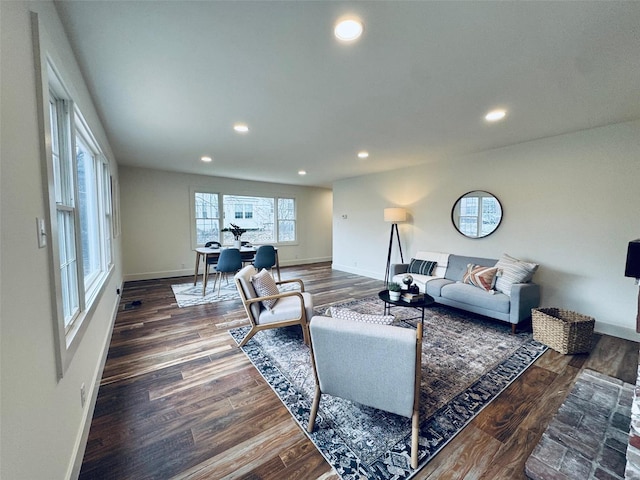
119,166 -> 333,281
1,2 -> 123,479
333,120 -> 640,340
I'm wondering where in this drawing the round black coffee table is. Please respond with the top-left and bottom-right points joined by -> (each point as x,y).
378,290 -> 435,325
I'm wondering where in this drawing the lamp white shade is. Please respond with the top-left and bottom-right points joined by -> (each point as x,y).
384,207 -> 407,223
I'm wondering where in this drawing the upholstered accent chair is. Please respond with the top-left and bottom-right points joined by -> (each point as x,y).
233,265 -> 314,347
307,316 -> 423,469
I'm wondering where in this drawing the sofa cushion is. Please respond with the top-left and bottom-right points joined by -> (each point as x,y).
408,258 -> 437,276
445,255 -> 497,282
441,283 -> 510,314
494,253 -> 539,296
258,291 -> 314,325
425,278 -> 454,297
462,264 -> 499,291
328,306 -> 395,325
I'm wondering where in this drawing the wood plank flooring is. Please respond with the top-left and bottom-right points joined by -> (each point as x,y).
80,263 -> 639,480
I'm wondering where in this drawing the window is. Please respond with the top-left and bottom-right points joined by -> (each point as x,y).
194,192 -> 219,245
42,62 -> 114,376
191,191 -> 296,246
277,198 -> 296,242
50,95 -> 80,328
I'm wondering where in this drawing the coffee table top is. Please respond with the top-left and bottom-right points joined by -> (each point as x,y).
378,290 -> 435,308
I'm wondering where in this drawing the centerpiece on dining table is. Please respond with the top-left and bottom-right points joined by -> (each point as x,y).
222,223 -> 247,249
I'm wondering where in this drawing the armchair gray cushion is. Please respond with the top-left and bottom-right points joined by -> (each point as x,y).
309,316 -> 417,418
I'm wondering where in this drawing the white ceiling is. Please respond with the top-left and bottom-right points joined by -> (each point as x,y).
55,1 -> 640,188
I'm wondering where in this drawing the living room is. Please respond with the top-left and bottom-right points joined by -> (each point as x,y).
2,1 -> 640,479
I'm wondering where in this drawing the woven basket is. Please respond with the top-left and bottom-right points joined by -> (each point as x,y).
531,308 -> 595,354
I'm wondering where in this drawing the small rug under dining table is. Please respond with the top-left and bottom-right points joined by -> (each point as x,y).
229,297 -> 547,480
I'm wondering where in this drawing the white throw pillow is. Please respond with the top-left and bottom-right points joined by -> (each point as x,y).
251,269 -> 280,309
328,306 -> 395,325
494,254 -> 539,296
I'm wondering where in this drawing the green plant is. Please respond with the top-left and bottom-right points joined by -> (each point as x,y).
388,282 -> 402,292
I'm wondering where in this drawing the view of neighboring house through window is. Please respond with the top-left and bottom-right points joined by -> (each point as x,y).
192,191 -> 296,246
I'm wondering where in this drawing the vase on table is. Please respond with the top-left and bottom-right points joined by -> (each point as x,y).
233,240 -> 242,249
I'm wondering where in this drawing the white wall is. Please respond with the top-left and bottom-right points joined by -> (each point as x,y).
0,2 -> 123,479
333,120 -> 640,341
120,166 -> 333,281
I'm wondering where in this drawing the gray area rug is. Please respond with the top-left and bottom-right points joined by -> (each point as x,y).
229,297 -> 547,480
172,279 -> 295,307
171,280 -> 240,307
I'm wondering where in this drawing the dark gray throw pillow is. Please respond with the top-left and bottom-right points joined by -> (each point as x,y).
408,259 -> 437,276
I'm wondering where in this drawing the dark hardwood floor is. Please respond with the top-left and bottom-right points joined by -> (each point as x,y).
80,263 -> 638,480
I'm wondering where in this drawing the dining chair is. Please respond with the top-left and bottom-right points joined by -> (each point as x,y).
213,248 -> 243,297
199,241 -> 222,295
253,245 -> 278,279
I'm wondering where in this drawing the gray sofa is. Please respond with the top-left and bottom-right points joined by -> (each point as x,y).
391,251 -> 540,332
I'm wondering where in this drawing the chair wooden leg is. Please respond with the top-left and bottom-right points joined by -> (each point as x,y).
307,389 -> 321,433
216,272 -> 223,297
238,327 -> 258,347
301,323 -> 310,346
411,408 -> 419,469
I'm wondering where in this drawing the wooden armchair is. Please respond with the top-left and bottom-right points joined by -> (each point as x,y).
233,265 -> 314,347
307,315 -> 423,469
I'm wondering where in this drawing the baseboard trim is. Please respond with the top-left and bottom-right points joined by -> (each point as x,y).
331,263 -> 384,281
124,257 -> 333,282
594,321 -> 640,342
67,279 -> 122,479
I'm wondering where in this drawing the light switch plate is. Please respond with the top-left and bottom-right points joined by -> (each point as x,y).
36,217 -> 47,248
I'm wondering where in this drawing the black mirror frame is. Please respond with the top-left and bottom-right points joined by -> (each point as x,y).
451,190 -> 503,239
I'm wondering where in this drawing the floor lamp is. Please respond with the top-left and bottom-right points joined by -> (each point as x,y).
384,207 -> 407,286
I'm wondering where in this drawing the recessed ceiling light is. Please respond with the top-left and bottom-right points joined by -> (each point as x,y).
201,156 -> 212,162
485,109 -> 507,122
298,170 -> 307,176
334,18 -> 364,42
357,151 -> 369,159
233,123 -> 249,133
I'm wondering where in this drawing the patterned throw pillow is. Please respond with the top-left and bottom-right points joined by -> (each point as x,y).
462,264 -> 499,292
328,306 -> 395,325
251,269 -> 280,310
494,254 -> 539,297
408,259 -> 437,276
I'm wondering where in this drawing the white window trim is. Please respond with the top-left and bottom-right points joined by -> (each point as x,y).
189,187 -> 298,249
33,14 -> 114,378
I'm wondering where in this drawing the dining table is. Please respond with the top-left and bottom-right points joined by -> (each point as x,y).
193,246 -> 280,295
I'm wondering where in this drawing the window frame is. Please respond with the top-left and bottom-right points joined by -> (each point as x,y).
190,187 -> 297,249
35,46 -> 114,378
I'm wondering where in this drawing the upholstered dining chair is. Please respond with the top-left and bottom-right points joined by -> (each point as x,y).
203,241 -> 222,279
253,245 -> 278,279
233,265 -> 313,347
307,316 -> 423,470
212,248 -> 243,297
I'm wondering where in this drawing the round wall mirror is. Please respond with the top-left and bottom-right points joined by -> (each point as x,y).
451,190 -> 503,238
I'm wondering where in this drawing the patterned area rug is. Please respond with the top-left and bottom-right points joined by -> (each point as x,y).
172,279 -> 298,307
171,280 -> 240,307
229,297 -> 547,480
